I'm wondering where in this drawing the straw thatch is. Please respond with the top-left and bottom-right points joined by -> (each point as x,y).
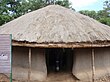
0,5 -> 110,44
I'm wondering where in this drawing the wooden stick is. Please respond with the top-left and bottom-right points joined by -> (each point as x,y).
91,48 -> 95,82
28,48 -> 31,82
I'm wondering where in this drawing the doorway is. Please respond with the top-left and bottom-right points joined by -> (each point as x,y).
46,48 -> 74,73
45,48 -> 75,82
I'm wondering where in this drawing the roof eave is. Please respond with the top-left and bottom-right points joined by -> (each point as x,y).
12,40 -> 110,48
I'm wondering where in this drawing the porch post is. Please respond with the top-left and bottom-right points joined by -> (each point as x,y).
28,48 -> 31,82
91,48 -> 95,82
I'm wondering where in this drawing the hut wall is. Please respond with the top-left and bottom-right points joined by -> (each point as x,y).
72,47 -> 110,82
13,46 -> 29,67
72,48 -> 92,81
94,47 -> 110,78
31,48 -> 47,81
12,47 -> 47,81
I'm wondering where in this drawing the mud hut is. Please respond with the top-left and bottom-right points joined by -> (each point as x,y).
1,5 -> 110,82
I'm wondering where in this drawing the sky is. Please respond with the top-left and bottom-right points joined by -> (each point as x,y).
69,0 -> 105,11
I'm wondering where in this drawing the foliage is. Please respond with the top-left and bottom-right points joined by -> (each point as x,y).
79,10 -> 98,19
0,14 -> 12,25
99,17 -> 110,26
56,0 -> 71,8
79,0 -> 110,26
103,0 -> 110,18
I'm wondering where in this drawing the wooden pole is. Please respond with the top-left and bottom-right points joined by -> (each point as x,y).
28,48 -> 31,82
91,48 -> 95,82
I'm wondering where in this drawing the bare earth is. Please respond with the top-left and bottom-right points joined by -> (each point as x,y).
43,72 -> 76,82
1,73 -> 110,82
0,73 -> 76,82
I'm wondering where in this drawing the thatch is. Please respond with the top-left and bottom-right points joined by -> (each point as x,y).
1,5 -> 110,44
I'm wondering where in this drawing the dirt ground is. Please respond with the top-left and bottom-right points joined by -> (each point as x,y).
0,73 -> 76,82
1,73 -> 110,82
44,72 -> 77,82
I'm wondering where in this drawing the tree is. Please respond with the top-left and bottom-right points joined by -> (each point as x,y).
56,0 -> 71,8
0,0 -> 13,25
79,10 -> 98,19
103,0 -> 110,17
0,15 -> 12,25
79,0 -> 110,26
99,17 -> 110,26
104,0 -> 110,10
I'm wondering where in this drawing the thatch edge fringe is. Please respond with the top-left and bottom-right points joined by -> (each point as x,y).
12,40 -> 110,48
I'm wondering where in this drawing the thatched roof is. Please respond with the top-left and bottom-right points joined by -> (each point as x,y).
1,5 -> 110,48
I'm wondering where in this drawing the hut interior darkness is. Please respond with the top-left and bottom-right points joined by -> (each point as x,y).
1,5 -> 110,82
45,48 -> 73,73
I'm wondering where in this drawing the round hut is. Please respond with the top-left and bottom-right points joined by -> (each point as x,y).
1,5 -> 110,82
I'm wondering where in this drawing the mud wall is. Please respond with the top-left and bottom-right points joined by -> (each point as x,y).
94,47 -> 110,78
12,47 -> 47,81
72,47 -> 110,82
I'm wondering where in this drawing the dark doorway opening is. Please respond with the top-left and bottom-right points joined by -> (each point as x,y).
46,48 -> 74,73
